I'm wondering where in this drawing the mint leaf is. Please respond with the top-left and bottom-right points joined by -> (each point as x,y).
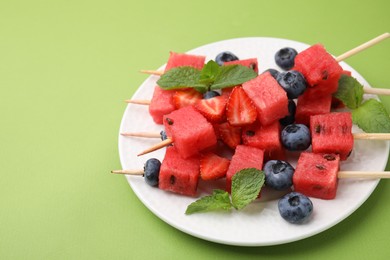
231,168 -> 265,210
199,60 -> 220,86
185,189 -> 232,215
157,66 -> 207,90
211,65 -> 257,90
333,75 -> 364,109
352,99 -> 390,133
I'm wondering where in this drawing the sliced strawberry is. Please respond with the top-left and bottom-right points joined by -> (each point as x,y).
226,87 -> 257,126
173,89 -> 203,109
200,152 -> 230,181
194,96 -> 227,123
218,122 -> 242,149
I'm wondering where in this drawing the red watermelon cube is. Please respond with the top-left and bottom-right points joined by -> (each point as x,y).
158,146 -> 200,196
242,72 -> 289,126
226,145 -> 264,192
295,93 -> 332,126
149,86 -> 176,124
293,152 -> 340,200
163,106 -> 217,159
165,52 -> 206,71
293,44 -> 343,97
149,52 -> 206,124
224,58 -> 259,73
310,112 -> 354,160
242,121 -> 286,160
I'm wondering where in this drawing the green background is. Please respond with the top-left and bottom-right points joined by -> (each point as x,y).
1,0 -> 389,259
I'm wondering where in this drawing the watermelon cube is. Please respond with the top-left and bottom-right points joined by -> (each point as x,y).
293,152 -> 340,200
226,145 -> 264,192
293,44 -> 343,97
149,52 -> 206,124
295,93 -> 332,126
149,86 -> 176,124
163,106 -> 217,159
242,72 -> 289,126
165,52 -> 206,71
310,112 -> 354,160
242,121 -> 286,160
224,58 -> 259,73
158,146 -> 200,196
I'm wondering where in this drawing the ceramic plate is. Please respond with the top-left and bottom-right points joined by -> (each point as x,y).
118,37 -> 389,246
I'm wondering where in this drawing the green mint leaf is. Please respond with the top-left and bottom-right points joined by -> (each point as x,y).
199,60 -> 220,86
352,99 -> 390,133
231,168 -> 265,210
333,75 -> 364,109
157,66 -> 207,91
211,65 -> 257,90
185,189 -> 232,215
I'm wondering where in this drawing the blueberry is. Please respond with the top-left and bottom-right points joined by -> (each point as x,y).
263,68 -> 280,79
281,124 -> 311,151
264,160 -> 295,190
278,192 -> 313,224
159,130 -> 168,141
276,70 -> 307,99
275,47 -> 298,70
279,99 -> 296,127
215,51 -> 239,66
144,158 -> 161,186
203,90 -> 220,99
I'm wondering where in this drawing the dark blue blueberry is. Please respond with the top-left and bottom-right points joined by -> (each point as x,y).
278,192 -> 313,224
264,160 -> 295,190
203,90 -> 220,99
276,70 -> 307,99
144,158 -> 161,186
160,130 -> 172,146
275,47 -> 298,70
263,68 -> 280,79
215,51 -> 239,66
279,99 -> 296,126
281,124 -> 311,151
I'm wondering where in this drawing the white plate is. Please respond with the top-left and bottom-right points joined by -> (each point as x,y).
118,37 -> 389,246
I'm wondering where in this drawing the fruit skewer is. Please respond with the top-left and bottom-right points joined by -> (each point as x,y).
138,33 -> 389,76
123,131 -> 390,140
112,168 -> 390,179
126,131 -> 390,157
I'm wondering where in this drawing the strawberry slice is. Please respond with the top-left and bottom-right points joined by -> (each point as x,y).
173,89 -> 203,109
226,87 -> 257,126
218,122 -> 242,149
200,152 -> 230,181
194,96 -> 227,123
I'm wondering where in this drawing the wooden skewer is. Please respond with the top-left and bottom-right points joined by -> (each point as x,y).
338,171 -> 390,179
121,132 -> 161,138
362,87 -> 390,96
125,99 -> 151,105
111,169 -> 144,175
140,69 -> 164,76
352,133 -> 390,140
335,32 -> 390,62
137,138 -> 173,156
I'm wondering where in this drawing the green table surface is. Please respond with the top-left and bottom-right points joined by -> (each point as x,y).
1,0 -> 390,259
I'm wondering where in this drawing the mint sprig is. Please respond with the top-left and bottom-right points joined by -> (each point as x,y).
185,168 -> 264,215
185,190 -> 232,215
334,75 -> 390,133
333,74 -> 364,109
352,99 -> 390,133
157,60 -> 257,93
